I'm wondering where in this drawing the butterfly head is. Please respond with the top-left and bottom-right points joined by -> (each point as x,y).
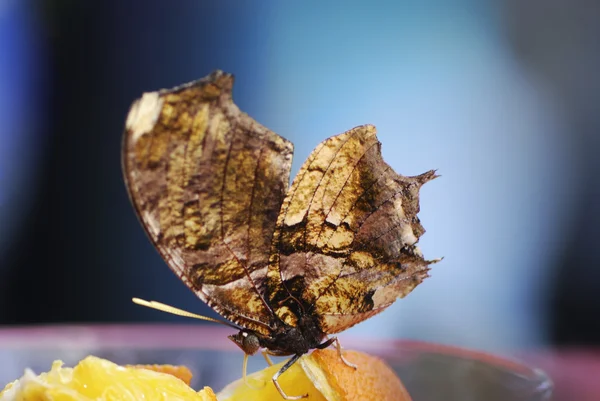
228,330 -> 261,355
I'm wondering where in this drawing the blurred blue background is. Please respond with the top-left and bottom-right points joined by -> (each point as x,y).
1,0 -> 598,354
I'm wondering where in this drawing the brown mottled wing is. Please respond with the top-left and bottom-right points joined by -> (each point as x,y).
122,71 -> 293,335
267,125 -> 437,333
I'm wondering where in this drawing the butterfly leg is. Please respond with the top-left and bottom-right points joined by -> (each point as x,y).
318,336 -> 357,369
262,349 -> 275,366
272,354 -> 306,400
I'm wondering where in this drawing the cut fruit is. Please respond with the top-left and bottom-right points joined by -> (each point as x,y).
127,363 -> 194,386
218,349 -> 412,401
0,349 -> 410,401
0,356 -> 216,401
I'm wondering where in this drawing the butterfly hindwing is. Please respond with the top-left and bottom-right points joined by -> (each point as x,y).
267,125 -> 437,333
123,72 -> 293,334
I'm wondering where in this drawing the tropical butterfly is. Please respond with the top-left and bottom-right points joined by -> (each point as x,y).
122,71 -> 438,399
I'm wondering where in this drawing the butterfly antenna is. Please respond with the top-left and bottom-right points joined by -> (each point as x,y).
132,298 -> 240,330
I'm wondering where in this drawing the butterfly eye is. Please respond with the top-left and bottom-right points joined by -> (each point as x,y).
228,331 -> 261,355
242,332 -> 260,355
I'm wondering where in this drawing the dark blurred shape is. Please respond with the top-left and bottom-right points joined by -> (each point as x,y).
501,0 -> 600,346
0,0 -> 47,311
1,0 -> 271,324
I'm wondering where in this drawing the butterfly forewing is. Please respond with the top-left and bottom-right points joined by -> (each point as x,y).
122,72 -> 293,334
267,125 -> 437,334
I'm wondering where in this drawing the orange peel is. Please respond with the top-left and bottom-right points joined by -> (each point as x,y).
126,363 -> 194,386
218,348 -> 412,401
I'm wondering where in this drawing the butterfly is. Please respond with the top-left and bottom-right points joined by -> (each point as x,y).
122,70 -> 438,399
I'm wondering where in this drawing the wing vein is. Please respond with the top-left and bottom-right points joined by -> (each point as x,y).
219,122 -> 236,242
295,131 -> 358,300
245,138 -> 266,266
309,174 -> 408,312
314,139 -> 379,249
218,122 -> 275,322
349,189 -> 407,248
300,130 -> 359,251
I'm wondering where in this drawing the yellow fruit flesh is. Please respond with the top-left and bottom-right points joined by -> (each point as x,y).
0,356 -> 216,401
218,357 -> 328,401
218,349 -> 411,401
0,349 -> 409,401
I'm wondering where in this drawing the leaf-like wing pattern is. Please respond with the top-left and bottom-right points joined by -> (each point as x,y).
267,125 -> 437,333
123,71 -> 293,334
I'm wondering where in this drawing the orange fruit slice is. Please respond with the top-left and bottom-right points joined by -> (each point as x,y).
218,348 -> 412,401
127,363 -> 194,386
0,356 -> 216,401
0,349 -> 410,401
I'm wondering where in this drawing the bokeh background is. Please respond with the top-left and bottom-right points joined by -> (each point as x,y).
1,0 -> 599,355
